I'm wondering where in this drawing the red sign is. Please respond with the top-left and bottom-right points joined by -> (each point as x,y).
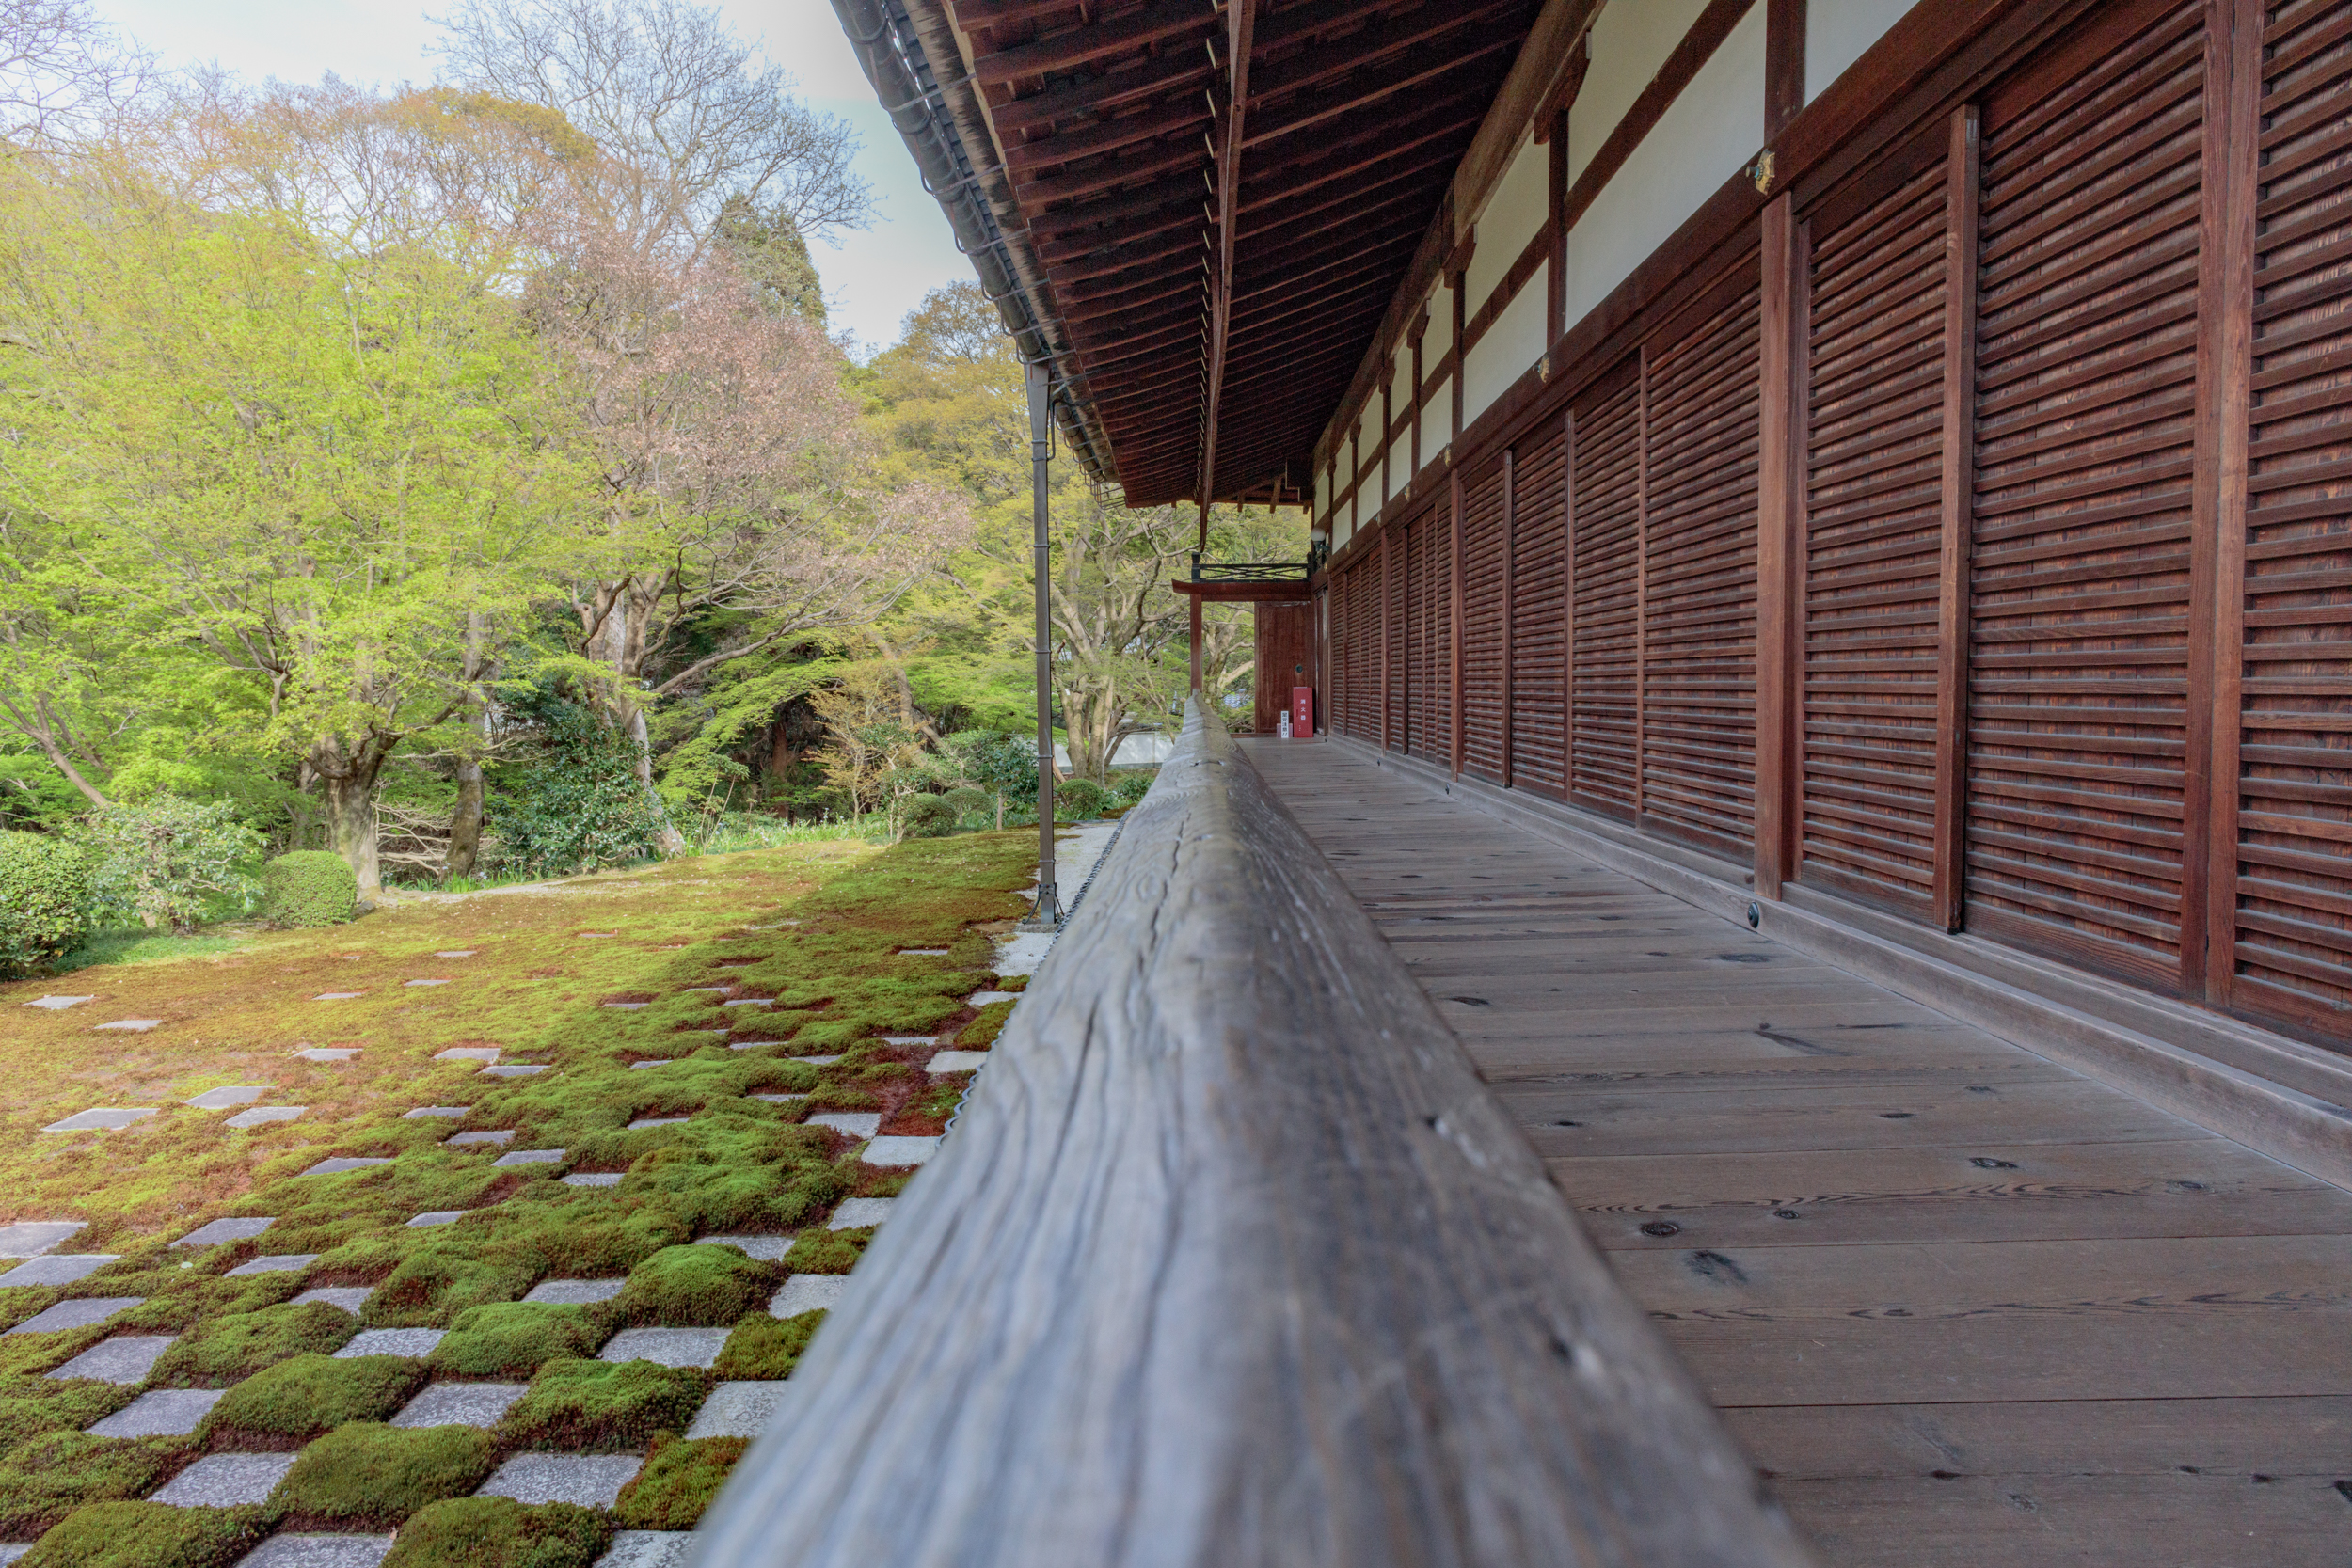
1290,687 -> 1314,738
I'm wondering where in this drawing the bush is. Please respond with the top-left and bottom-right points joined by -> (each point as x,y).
70,797 -> 262,933
958,732 -> 1037,806
497,1359 -> 707,1452
613,1435 -> 747,1529
613,1245 -> 770,1327
0,832 -> 91,976
201,1354 -> 426,1449
898,794 -> 955,840
379,1497 -> 610,1568
17,1500 -> 268,1568
261,850 -> 356,927
486,700 -> 668,879
274,1421 -> 493,1528
1053,779 -> 1105,820
1109,769 -> 1155,807
942,785 -> 989,820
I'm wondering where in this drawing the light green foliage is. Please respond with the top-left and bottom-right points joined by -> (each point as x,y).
261,850 -> 357,927
613,1435 -> 747,1529
69,799 -> 262,934
274,1422 -> 494,1527
378,1497 -> 610,1568
1110,769 -> 1156,807
0,832 -> 90,975
16,1500 -> 268,1567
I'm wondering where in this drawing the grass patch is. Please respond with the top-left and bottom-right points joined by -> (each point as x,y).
0,1433 -> 192,1538
429,1303 -> 605,1379
274,1421 -> 494,1528
497,1359 -> 707,1452
50,928 -> 251,974
16,1501 -> 269,1566
150,1303 -> 354,1386
613,1245 -> 771,1327
378,1497 -> 611,1568
613,1435 -> 748,1529
200,1354 -> 426,1450
712,1310 -> 823,1380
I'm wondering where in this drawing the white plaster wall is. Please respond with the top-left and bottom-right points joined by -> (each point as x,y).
1807,0 -> 1918,103
1563,2 -> 1765,327
1461,267 -> 1548,428
1464,135 -> 1549,309
1420,375 -> 1452,464
1568,0 -> 1712,184
1386,352 -> 1415,498
1315,462 -> 1331,523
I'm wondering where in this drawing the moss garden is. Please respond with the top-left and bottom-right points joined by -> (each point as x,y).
0,828 -> 1038,1564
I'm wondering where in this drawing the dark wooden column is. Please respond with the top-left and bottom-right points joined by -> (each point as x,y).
1766,0 -> 1806,138
1930,103 -> 1983,932
1755,192 -> 1807,898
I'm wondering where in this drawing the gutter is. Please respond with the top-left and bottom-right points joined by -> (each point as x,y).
830,0 -> 1116,484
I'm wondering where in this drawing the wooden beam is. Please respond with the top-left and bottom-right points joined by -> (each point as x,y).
972,0 -> 1216,88
1198,0 -> 1256,535
1930,103 -> 1981,933
1766,0 -> 1806,138
1001,94 -> 1212,175
1246,5 -> 1525,139
1247,33 -> 1524,152
1754,191 -> 1806,900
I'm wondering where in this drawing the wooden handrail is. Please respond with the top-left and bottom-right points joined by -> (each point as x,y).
691,698 -> 1816,1568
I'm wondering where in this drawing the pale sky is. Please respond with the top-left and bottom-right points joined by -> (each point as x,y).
100,0 -> 967,356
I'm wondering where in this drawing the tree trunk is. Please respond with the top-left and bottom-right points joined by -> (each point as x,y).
325,770 -> 381,897
446,611 -> 489,879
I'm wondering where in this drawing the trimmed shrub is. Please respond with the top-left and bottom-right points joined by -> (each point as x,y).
274,1422 -> 494,1528
0,1432 -> 188,1538
497,1359 -> 707,1452
898,794 -> 955,840
199,1354 -> 425,1449
613,1245 -> 770,1327
942,785 -> 990,819
17,1500 -> 268,1567
613,1435 -> 748,1529
378,1497 -> 610,1568
0,832 -> 91,977
70,796 -> 262,933
1053,779 -> 1105,820
429,1303 -> 603,1379
1109,768 -> 1156,806
261,850 -> 356,927
150,1304 -> 353,1387
711,1309 -> 823,1381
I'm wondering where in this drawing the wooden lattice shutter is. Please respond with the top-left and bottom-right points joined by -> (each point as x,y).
1511,420 -> 1570,797
1405,513 -> 1429,757
1965,0 -> 2206,990
1386,533 -> 1407,751
1801,148 -> 1951,917
1327,566 -> 1350,737
1428,499 -> 1455,763
1459,454 -> 1509,783
1352,557 -> 1381,740
1571,361 -> 1643,816
2231,0 -> 2352,1034
1640,269 -> 1763,856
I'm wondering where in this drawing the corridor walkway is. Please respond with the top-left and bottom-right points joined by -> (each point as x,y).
1244,737 -> 2352,1567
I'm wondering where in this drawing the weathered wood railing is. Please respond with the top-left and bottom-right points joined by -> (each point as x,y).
691,699 -> 1816,1568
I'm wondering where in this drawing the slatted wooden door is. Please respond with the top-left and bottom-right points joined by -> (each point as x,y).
1459,452 -> 1509,784
1965,0 -> 2207,990
1423,499 -> 1455,766
1511,417 -> 1570,798
1640,265 -> 1763,857
1385,532 -> 1406,751
1570,358 -> 1643,816
2229,0 -> 2352,1036
1799,138 -> 1951,919
1327,564 -> 1351,739
1402,512 -> 1427,758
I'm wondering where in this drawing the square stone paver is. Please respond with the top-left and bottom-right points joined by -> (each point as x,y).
434,950 -> 476,958
685,1380 -> 787,1440
434,1048 -> 500,1064
602,1002 -> 648,1011
491,1148 -> 564,1167
627,1059 -> 671,1069
50,1335 -> 176,1384
335,1328 -> 443,1358
0,1546 -> 31,1564
85,1386 -> 219,1435
523,1278 -> 626,1305
791,1053 -> 843,1066
807,1112 -> 880,1138
598,1328 -> 728,1369
445,1130 -> 515,1147
882,1036 -> 936,1046
751,1094 -> 805,1106
174,1217 -> 275,1249
151,1451 -> 296,1506
9,1296 -> 143,1336
404,1106 -> 469,1119
625,1117 -> 688,1131
233,1534 -> 395,1568
681,987 -> 727,995
561,1173 -> 622,1187
926,1051 -> 990,1074
769,1276 -> 849,1316
25,995 -> 94,1010
721,998 -> 774,1008
579,932 -> 617,939
829,1197 -> 895,1229
898,948 -> 949,957
596,1533 -> 691,1568
300,1157 -> 390,1176
0,1222 -> 86,1258
312,992 -> 364,1002
406,1211 -> 468,1228
0,1254 -> 115,1288
185,1085 -> 269,1109
294,1048 -> 359,1063
404,979 -> 449,988
389,1382 -> 529,1429
967,990 -> 1020,1006
482,1065 -> 545,1078
42,1107 -> 156,1132
727,1040 -> 782,1051
698,1235 -> 791,1261
226,1106 -> 306,1129
293,1288 -> 372,1315
94,1018 -> 162,1032
478,1453 -> 643,1508
864,1136 -> 942,1167
227,1255 -> 318,1276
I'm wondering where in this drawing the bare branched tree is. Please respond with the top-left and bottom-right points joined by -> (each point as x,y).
0,0 -> 155,149
427,0 -> 867,253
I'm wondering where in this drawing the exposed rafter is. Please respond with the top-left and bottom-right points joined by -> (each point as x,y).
1196,0 -> 1254,531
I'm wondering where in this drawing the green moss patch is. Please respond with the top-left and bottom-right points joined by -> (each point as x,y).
778,1227 -> 869,1276
273,1422 -> 494,1528
16,1500 -> 268,1567
614,1245 -> 771,1327
496,1359 -> 707,1453
0,1433 -> 192,1538
957,1000 -> 1015,1049
613,1435 -> 748,1530
377,1497 -> 610,1568
429,1303 -> 604,1379
0,1378 -> 136,1450
711,1310 -> 824,1381
150,1304 -> 354,1387
200,1354 -> 426,1450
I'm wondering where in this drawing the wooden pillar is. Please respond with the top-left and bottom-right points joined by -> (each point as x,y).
1765,0 -> 1806,139
1548,106 -> 1569,347
1755,192 -> 1807,899
1930,103 -> 1983,932
1451,253 -> 1469,442
1381,363 -> 1394,510
1409,314 -> 1427,478
2192,0 -> 2263,1001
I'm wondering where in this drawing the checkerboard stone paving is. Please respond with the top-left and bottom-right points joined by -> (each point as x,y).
87,1387 -> 220,1436
434,949 -> 477,958
479,1453 -> 644,1509
927,1051 -> 990,1074
336,1328 -> 443,1358
233,1534 -> 394,1567
808,1111 -> 880,1138
686,1380 -> 788,1439
626,1116 -> 688,1130
41,1106 -> 156,1132
151,1451 -> 295,1506
561,1172 -> 622,1187
445,1128 -> 515,1146
313,992 -> 364,1001
434,1046 -> 500,1063
228,1254 -> 318,1275
49,1334 -> 174,1384
596,1533 -> 692,1568
523,1278 -> 626,1304
294,1047 -> 359,1062
696,1234 -> 790,1261
406,1210 -> 469,1228
226,1105 -> 307,1128
482,1064 -> 546,1077
92,1018 -> 161,1032
300,1157 -> 389,1176
492,1148 -> 565,1166
293,1287 -> 371,1314
174,1216 -> 274,1248
770,1275 -> 850,1315
829,1197 -> 894,1229
389,1382 -> 528,1429
599,1328 -> 728,1369
863,1135 -> 942,1167
24,995 -> 93,1010
404,978 -> 449,988
403,1105 -> 469,1118
0,1253 -> 116,1287
9,1297 -> 141,1336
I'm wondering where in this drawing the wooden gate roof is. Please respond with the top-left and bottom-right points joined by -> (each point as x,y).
904,0 -> 1549,506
